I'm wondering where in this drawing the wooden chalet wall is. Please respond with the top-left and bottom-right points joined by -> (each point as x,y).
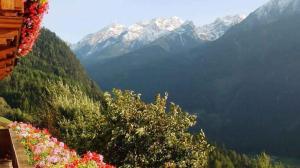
0,0 -> 23,80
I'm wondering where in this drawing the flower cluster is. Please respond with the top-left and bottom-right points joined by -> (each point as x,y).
9,122 -> 115,168
66,152 -> 114,168
18,0 -> 49,57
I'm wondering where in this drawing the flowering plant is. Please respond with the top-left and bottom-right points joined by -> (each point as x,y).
18,0 -> 49,56
9,122 -> 115,168
66,152 -> 114,168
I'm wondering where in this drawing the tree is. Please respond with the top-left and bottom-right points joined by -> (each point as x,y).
101,89 -> 213,167
255,153 -> 284,168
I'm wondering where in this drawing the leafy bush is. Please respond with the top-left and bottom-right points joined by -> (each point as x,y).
46,81 -> 105,153
102,89 -> 213,168
46,81 -> 213,168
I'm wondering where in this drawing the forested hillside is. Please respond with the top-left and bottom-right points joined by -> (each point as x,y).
0,29 -> 101,124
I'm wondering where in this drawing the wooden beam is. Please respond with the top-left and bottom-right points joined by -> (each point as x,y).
0,59 -> 14,68
0,71 -> 9,80
0,47 -> 16,60
0,0 -> 15,10
0,16 -> 23,24
0,30 -> 18,38
14,0 -> 24,12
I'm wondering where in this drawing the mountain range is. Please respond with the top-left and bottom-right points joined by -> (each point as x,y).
73,0 -> 300,158
72,15 -> 245,64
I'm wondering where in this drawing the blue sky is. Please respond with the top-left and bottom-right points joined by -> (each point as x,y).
43,0 -> 270,43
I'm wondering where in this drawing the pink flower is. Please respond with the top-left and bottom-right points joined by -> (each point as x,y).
51,137 -> 58,143
59,142 -> 64,148
36,160 -> 45,167
47,156 -> 59,163
33,146 -> 42,155
99,154 -> 104,162
52,148 -> 60,155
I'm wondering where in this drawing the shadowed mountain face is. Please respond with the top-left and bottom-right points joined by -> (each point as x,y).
190,13 -> 300,157
84,0 -> 300,157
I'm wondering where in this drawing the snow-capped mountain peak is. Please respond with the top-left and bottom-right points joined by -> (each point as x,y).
196,14 -> 246,41
150,16 -> 184,31
73,24 -> 126,50
122,17 -> 184,42
86,24 -> 125,45
122,24 -> 144,42
175,21 -> 196,33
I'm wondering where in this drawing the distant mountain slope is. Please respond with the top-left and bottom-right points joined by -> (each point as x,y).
0,29 -> 102,122
249,0 -> 300,24
196,15 -> 246,41
86,0 -> 300,157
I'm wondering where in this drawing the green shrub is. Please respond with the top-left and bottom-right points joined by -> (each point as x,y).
254,153 -> 284,168
45,81 -> 213,168
46,80 -> 105,153
101,89 -> 213,167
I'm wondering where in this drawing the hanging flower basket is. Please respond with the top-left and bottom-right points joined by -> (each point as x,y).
18,0 -> 49,57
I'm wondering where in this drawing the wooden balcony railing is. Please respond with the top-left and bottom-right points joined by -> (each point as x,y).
0,121 -> 33,168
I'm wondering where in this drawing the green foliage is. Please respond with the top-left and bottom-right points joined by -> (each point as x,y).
256,153 -> 273,168
0,97 -> 32,122
209,148 -> 253,168
102,89 -> 213,168
208,148 -> 285,168
45,80 -> 106,153
254,153 -> 284,168
45,81 -> 213,168
44,81 -> 286,168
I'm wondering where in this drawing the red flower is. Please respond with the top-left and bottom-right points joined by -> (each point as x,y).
34,155 -> 41,161
18,0 -> 49,57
